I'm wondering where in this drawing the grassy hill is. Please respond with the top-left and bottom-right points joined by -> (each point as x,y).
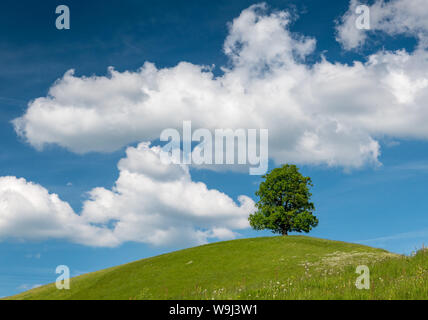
7,236 -> 428,300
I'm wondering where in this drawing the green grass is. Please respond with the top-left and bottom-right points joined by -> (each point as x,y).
6,236 -> 428,300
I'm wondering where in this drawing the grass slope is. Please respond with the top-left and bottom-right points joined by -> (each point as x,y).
7,236 -> 428,300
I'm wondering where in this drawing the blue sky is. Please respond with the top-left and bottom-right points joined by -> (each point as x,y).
1,0 -> 428,297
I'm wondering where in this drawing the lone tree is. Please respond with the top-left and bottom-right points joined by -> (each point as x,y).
249,164 -> 318,236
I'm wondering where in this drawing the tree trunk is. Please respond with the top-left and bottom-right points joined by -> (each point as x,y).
282,230 -> 288,236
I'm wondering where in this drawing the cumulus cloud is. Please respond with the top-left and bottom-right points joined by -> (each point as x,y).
0,176 -> 117,246
11,3 -> 428,171
11,3 -> 375,169
81,142 -> 254,246
0,143 -> 254,247
337,0 -> 428,50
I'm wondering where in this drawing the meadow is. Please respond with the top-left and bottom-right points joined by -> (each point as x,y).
7,236 -> 428,300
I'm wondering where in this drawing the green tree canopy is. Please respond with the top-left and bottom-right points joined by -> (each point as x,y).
249,164 -> 318,236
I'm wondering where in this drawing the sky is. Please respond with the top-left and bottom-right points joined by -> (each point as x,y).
1,0 -> 428,297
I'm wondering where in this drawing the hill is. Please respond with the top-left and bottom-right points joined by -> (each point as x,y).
7,236 -> 428,300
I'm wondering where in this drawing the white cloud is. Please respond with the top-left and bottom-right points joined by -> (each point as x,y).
337,0 -> 428,50
0,176 -> 117,246
12,3 -> 392,169
0,143 -> 254,247
80,142 -> 254,246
